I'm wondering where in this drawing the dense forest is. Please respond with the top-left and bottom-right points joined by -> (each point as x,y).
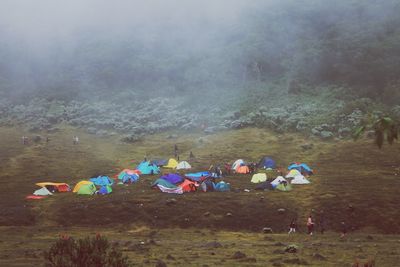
0,0 -> 399,139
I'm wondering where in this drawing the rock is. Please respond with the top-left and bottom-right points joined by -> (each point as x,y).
284,244 -> 298,253
226,212 -> 233,217
203,211 -> 210,217
338,127 -> 351,137
312,253 -> 327,261
263,227 -> 273,233
232,251 -> 246,259
320,131 -> 334,139
300,143 -> 314,151
277,208 -> 286,213
311,128 -> 320,135
155,259 -> 167,267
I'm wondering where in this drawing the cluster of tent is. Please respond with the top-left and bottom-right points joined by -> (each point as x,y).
250,161 -> 313,192
26,155 -> 314,198
151,172 -> 230,194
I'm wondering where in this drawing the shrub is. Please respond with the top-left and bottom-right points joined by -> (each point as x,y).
44,234 -> 131,267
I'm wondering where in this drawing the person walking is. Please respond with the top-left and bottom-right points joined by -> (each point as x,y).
307,215 -> 314,235
288,219 -> 297,234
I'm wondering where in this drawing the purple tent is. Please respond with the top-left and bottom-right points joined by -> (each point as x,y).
160,173 -> 184,185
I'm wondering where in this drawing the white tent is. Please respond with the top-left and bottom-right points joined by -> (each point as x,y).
286,169 -> 301,178
291,175 -> 310,184
271,176 -> 287,187
251,173 -> 267,183
232,159 -> 245,170
33,187 -> 53,196
176,161 -> 192,170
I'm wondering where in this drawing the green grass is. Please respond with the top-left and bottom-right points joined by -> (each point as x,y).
0,125 -> 400,266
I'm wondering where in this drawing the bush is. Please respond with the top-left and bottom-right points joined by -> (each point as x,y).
44,234 -> 131,267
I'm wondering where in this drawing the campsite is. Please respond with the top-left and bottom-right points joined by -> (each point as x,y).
1,0 -> 400,266
1,126 -> 400,266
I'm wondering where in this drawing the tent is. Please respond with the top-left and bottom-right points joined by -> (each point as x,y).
185,171 -> 211,182
164,158 -> 178,169
288,163 -> 313,175
258,156 -> 276,169
151,178 -> 178,189
251,173 -> 267,183
275,183 -> 292,191
35,182 -> 70,192
214,181 -> 230,192
176,161 -> 192,170
73,181 -> 95,193
286,169 -> 301,179
159,173 -> 184,185
98,185 -> 113,195
75,182 -> 97,195
255,181 -> 274,191
33,187 -> 53,196
271,176 -> 287,187
236,165 -> 250,174
90,176 -> 114,186
179,179 -> 197,192
151,159 -> 168,167
157,184 -> 183,194
232,159 -> 245,170
136,161 -> 160,175
291,175 -> 311,184
118,171 -> 139,184
200,179 -> 215,192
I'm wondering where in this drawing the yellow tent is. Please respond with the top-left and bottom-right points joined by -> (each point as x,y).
163,158 -> 178,169
73,181 -> 94,193
251,173 -> 267,183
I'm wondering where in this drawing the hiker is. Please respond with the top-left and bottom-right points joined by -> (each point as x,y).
174,144 -> 178,158
215,165 -> 222,178
288,219 -> 297,234
73,136 -> 79,145
189,151 -> 195,160
307,215 -> 314,235
340,221 -> 347,238
21,136 -> 28,145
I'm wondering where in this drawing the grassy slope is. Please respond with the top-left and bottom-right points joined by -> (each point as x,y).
0,125 -> 399,266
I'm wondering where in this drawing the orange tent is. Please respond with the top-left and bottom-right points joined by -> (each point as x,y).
179,179 -> 197,192
236,165 -> 250,174
36,182 -> 70,192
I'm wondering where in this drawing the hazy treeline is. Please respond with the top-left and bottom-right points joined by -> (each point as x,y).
0,0 -> 399,104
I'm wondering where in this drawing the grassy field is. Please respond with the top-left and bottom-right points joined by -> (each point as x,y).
0,125 -> 400,266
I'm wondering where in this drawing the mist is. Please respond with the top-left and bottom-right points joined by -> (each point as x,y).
0,0 -> 399,104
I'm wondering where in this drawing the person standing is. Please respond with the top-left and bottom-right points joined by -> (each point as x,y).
288,219 -> 297,234
174,144 -> 178,158
307,215 -> 314,235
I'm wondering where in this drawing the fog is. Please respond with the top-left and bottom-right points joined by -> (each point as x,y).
0,0 -> 399,102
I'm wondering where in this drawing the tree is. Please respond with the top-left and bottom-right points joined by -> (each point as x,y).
353,115 -> 398,148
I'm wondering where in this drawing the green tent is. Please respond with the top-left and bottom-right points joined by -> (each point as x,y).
77,183 -> 97,195
275,183 -> 292,192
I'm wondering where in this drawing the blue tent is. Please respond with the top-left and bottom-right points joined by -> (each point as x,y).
89,176 -> 114,186
214,181 -> 230,192
120,173 -> 139,184
136,161 -> 160,175
98,185 -> 112,195
258,156 -> 276,169
159,173 -> 184,185
185,171 -> 211,182
151,159 -> 168,167
288,163 -> 313,175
